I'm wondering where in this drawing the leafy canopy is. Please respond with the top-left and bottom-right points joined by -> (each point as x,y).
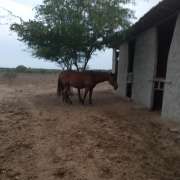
11,0 -> 134,70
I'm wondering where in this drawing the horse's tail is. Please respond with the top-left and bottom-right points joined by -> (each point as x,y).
57,74 -> 63,96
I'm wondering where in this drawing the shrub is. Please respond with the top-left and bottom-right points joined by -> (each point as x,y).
15,65 -> 27,72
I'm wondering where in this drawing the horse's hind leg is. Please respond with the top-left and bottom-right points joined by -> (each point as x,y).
66,93 -> 72,104
82,88 -> 89,105
61,86 -> 68,103
64,85 -> 72,104
62,91 -> 66,102
61,89 -> 66,102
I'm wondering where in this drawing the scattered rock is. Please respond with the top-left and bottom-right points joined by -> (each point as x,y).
0,168 -> 7,174
99,166 -> 113,179
169,128 -> 180,133
53,168 -> 67,178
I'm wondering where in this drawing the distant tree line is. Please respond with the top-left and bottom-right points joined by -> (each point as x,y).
0,66 -> 59,73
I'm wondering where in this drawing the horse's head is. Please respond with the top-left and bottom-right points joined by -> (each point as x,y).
109,73 -> 118,90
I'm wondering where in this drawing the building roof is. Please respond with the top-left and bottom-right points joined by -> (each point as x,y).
111,0 -> 180,48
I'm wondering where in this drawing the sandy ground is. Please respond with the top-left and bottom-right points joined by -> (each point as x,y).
0,73 -> 180,180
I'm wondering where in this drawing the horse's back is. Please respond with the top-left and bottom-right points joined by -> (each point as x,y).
61,70 -> 92,80
60,70 -> 94,88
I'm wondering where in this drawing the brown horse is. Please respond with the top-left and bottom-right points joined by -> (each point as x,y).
57,70 -> 118,104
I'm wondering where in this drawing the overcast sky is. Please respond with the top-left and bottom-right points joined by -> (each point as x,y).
0,0 -> 162,69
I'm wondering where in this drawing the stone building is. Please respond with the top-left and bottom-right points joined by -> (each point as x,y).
112,0 -> 180,120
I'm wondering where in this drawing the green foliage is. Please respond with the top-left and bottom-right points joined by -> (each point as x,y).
11,0 -> 134,70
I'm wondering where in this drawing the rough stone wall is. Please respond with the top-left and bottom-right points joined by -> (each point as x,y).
132,28 -> 157,109
162,14 -> 180,120
117,43 -> 128,97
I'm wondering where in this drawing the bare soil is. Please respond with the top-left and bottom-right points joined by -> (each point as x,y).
0,73 -> 180,180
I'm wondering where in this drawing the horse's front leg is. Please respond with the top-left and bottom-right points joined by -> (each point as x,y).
77,88 -> 83,104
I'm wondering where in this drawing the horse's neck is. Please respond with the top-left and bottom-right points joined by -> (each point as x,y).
94,73 -> 109,84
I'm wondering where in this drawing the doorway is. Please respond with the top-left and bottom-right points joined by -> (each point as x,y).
115,49 -> 119,80
152,16 -> 177,111
126,40 -> 136,98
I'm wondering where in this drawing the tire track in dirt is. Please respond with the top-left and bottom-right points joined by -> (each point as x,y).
94,99 -> 180,180
26,92 -> 122,180
0,98 -> 38,180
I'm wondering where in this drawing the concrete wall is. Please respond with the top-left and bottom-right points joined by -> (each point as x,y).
162,14 -> 180,120
132,28 -> 157,109
117,43 -> 128,97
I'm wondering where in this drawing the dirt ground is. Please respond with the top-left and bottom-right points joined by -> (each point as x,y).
0,73 -> 180,180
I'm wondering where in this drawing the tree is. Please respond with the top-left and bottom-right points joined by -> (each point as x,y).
11,0 -> 134,71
